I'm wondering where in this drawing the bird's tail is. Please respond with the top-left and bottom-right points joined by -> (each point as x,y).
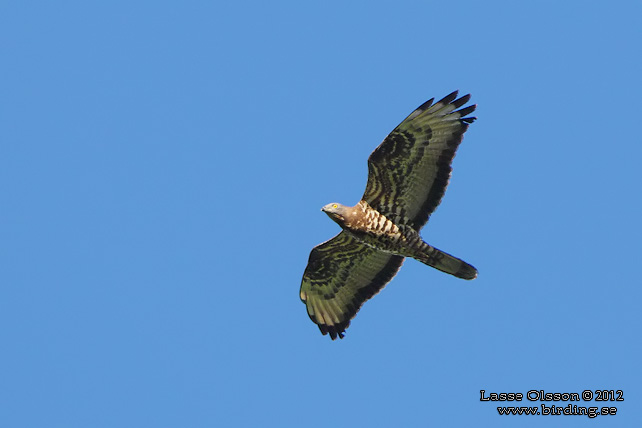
414,243 -> 477,280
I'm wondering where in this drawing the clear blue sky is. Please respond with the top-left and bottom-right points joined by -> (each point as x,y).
2,1 -> 641,427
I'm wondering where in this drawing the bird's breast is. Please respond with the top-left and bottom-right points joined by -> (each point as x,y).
340,208 -> 404,253
365,209 -> 400,236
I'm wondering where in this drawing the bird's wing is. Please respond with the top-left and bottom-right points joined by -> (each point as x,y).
363,91 -> 476,230
300,231 -> 404,339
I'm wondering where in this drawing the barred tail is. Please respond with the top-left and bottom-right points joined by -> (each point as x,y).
414,244 -> 477,280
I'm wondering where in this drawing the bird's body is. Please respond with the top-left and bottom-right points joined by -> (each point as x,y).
323,201 -> 403,252
300,91 -> 478,339
322,200 -> 476,280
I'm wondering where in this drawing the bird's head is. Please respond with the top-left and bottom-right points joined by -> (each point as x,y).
321,202 -> 348,224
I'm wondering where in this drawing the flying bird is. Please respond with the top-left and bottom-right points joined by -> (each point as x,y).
300,91 -> 478,340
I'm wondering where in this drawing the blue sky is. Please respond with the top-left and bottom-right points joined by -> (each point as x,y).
2,1 -> 641,427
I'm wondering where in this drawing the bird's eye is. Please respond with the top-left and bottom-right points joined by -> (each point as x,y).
332,204 -> 338,209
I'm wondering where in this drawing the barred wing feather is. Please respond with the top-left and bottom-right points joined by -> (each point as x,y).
300,232 -> 404,339
363,91 -> 476,230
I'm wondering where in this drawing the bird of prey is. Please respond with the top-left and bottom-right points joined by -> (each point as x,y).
300,91 -> 477,340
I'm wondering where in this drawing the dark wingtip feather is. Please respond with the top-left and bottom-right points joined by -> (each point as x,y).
437,90 -> 459,106
457,104 -> 476,118
320,325 -> 346,340
452,93 -> 471,109
417,97 -> 434,111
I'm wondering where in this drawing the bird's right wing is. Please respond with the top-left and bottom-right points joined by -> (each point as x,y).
363,91 -> 476,230
300,231 -> 404,340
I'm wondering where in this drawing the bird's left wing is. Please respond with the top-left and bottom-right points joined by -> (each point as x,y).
300,231 -> 404,340
363,91 -> 476,230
